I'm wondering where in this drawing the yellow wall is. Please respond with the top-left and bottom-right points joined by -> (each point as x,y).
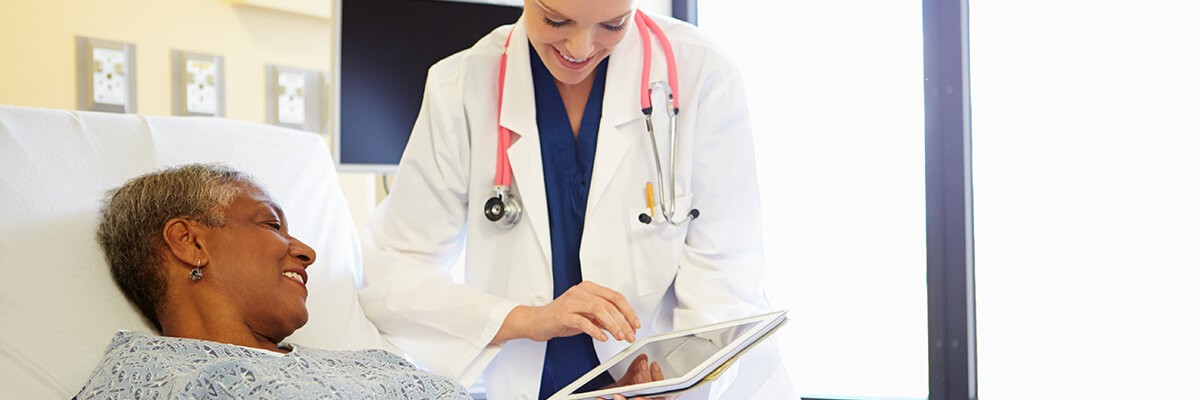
0,0 -> 330,122
0,0 -> 384,228
0,0 -> 672,230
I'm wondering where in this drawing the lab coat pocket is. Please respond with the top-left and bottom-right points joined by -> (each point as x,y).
627,195 -> 693,297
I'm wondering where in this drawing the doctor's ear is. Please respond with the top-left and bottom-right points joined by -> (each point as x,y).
162,218 -> 209,267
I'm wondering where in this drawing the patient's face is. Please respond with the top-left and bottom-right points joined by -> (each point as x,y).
204,183 -> 316,343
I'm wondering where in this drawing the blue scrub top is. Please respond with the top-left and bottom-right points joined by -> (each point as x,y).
530,44 -> 616,399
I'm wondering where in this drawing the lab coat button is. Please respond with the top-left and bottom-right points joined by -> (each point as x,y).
533,296 -> 547,306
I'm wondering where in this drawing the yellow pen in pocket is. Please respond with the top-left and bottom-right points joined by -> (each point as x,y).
644,181 -> 655,218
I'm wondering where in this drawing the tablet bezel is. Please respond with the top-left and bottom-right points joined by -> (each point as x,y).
551,310 -> 788,400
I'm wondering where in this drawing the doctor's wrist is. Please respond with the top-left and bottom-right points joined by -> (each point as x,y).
491,305 -> 537,345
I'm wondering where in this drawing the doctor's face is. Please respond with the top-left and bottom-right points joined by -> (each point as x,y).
524,0 -> 635,86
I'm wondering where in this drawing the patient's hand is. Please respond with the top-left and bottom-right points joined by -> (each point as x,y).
598,353 -> 677,400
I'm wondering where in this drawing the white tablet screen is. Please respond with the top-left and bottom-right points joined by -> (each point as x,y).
568,319 -> 761,395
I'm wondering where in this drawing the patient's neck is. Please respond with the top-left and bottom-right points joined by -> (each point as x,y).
159,296 -> 291,354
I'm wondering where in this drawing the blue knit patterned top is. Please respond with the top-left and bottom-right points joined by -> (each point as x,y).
75,331 -> 469,399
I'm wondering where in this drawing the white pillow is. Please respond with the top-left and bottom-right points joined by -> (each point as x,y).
0,105 -> 383,398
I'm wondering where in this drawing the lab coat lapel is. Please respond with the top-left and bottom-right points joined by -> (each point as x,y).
588,26 -> 646,214
500,20 -> 553,273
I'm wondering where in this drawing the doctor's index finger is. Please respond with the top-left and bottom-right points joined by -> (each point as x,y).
565,314 -> 609,342
580,292 -> 633,343
580,280 -> 641,330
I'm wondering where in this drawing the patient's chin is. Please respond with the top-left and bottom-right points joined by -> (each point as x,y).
295,311 -> 309,330
287,310 -> 310,336
261,309 -> 309,343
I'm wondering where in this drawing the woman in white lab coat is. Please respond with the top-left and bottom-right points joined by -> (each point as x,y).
359,0 -> 791,398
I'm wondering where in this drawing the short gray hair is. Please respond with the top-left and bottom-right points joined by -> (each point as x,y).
97,163 -> 260,331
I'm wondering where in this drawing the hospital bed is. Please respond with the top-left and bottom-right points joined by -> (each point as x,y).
0,104 -> 386,397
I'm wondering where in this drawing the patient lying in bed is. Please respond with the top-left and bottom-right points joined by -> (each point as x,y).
74,163 -> 469,399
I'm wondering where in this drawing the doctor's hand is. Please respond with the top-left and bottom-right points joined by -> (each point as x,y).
613,354 -> 664,388
492,281 -> 640,345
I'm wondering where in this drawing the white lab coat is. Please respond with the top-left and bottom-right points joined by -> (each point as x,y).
359,13 -> 794,400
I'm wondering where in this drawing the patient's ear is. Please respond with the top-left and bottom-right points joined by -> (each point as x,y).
162,218 -> 208,268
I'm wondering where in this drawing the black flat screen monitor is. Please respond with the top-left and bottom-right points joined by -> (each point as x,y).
336,0 -> 523,173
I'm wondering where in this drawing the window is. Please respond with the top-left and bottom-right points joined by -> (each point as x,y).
699,1 -> 928,398
971,1 -> 1200,398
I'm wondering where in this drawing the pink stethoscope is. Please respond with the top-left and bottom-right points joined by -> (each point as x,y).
484,10 -> 700,228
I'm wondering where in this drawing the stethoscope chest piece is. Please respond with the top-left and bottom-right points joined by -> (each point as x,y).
487,10 -> 692,229
484,187 -> 522,228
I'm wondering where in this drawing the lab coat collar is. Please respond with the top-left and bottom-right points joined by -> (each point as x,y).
600,20 -> 650,132
500,16 -> 648,139
589,17 -> 657,212
500,16 -> 665,268
501,19 -> 554,275
499,18 -> 538,141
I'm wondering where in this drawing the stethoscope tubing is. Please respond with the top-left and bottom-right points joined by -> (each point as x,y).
489,10 -> 698,228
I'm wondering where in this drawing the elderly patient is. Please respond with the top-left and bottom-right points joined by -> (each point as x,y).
75,163 -> 469,399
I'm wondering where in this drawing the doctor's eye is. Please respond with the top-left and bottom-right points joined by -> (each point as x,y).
543,17 -> 570,28
264,221 -> 282,231
600,22 -> 626,32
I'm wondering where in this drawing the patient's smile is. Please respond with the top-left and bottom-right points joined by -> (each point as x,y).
283,270 -> 306,286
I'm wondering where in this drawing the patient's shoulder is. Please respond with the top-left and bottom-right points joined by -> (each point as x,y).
76,332 -> 193,398
76,332 -> 275,399
77,333 -> 471,399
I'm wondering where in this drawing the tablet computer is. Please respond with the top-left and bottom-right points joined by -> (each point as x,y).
549,310 -> 788,400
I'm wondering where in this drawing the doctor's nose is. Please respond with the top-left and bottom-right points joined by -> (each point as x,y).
563,31 -> 595,60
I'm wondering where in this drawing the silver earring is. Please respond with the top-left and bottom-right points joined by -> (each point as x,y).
189,259 -> 203,281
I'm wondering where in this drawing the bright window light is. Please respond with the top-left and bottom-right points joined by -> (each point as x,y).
699,1 -> 928,398
971,1 -> 1200,399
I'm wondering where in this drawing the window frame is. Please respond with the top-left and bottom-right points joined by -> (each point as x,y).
683,0 -> 979,399
922,0 -> 978,399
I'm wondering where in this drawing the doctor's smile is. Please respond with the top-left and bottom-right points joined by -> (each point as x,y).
528,0 -> 628,85
551,46 -> 595,69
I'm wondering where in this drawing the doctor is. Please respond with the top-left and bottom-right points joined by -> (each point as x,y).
359,0 -> 791,399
